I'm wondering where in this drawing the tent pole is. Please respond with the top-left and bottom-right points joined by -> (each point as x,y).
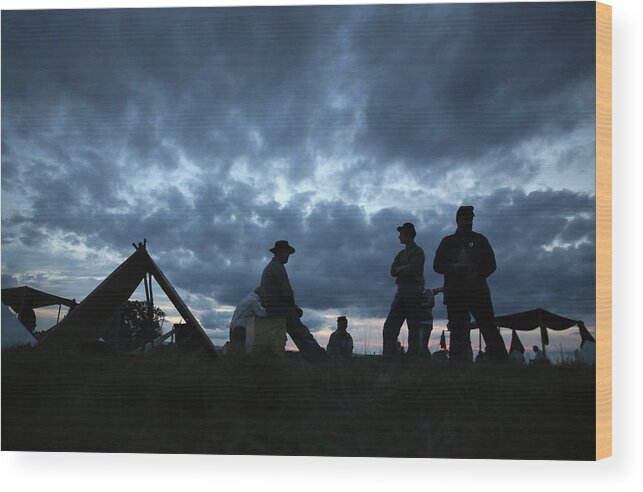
143,274 -> 150,305
148,273 -> 154,326
148,273 -> 154,306
56,304 -> 62,324
538,310 -> 547,358
145,251 -> 217,354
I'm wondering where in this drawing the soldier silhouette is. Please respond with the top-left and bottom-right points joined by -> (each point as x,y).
260,240 -> 326,357
382,222 -> 426,357
433,206 -> 508,363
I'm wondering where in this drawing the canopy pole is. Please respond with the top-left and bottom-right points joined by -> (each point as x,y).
56,304 -> 62,324
539,310 -> 547,357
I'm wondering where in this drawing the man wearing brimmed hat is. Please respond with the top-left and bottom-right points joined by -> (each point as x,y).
433,206 -> 508,363
260,240 -> 325,356
382,222 -> 428,357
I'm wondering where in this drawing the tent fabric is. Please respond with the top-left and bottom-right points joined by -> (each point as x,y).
540,326 -> 550,346
38,245 -> 217,356
39,247 -> 151,349
2,303 -> 38,350
578,321 -> 596,344
1,286 -> 76,312
493,308 -> 580,331
509,329 -> 525,353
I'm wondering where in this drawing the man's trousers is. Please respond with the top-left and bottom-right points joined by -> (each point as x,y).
383,286 -> 430,357
446,287 -> 508,363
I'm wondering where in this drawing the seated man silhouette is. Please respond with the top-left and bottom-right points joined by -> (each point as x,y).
327,316 -> 354,358
260,240 -> 325,357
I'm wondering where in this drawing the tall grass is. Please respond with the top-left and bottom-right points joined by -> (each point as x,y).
2,347 -> 595,459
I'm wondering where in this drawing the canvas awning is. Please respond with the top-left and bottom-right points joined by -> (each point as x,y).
471,308 -> 589,356
1,286 -> 76,312
493,308 -> 580,331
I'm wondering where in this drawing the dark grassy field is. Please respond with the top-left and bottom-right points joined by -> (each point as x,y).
2,348 -> 595,460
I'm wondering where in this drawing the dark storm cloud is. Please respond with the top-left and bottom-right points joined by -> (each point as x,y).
350,3 -> 596,167
2,4 -> 597,331
3,176 -> 595,326
471,188 -> 596,321
2,3 -> 595,184
1,274 -> 19,289
2,7 -> 361,179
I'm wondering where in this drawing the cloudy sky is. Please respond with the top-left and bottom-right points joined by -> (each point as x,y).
1,3 -> 596,354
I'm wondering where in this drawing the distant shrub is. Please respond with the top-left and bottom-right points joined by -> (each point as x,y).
118,300 -> 165,351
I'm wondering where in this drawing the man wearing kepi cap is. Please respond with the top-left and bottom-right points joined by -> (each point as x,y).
260,240 -> 325,357
433,206 -> 508,363
382,222 -> 428,357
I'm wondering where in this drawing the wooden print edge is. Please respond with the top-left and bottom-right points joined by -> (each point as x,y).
596,1 -> 612,461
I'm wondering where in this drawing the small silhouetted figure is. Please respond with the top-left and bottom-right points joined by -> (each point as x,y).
227,287 -> 267,353
260,240 -> 325,357
383,222 -> 426,357
531,345 -> 548,365
433,206 -> 508,363
327,316 -> 353,358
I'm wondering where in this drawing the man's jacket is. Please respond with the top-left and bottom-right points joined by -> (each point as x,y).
390,243 -> 425,288
260,258 -> 296,309
433,230 -> 496,304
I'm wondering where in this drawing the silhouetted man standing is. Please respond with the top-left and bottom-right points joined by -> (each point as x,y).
260,240 -> 325,357
433,206 -> 507,363
383,222 -> 426,357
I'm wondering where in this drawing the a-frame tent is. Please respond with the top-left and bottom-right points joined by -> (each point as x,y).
38,241 -> 216,356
